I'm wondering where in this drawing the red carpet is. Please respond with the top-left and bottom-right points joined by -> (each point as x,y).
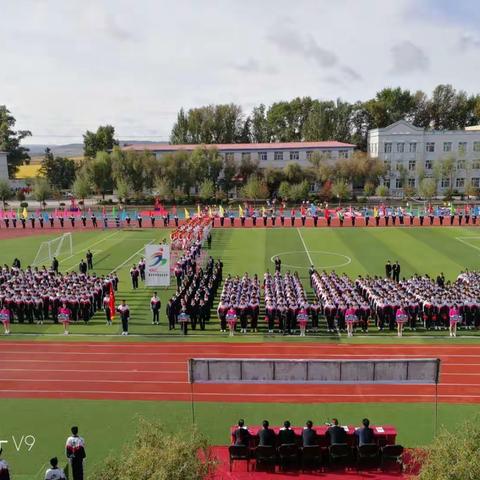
210,447 -> 413,479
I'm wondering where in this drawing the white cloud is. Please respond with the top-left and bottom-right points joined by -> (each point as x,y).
0,0 -> 479,144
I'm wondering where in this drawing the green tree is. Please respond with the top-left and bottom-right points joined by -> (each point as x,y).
83,125 -> 118,158
0,105 -> 32,176
283,163 -> 304,183
375,185 -> 389,198
85,152 -> 114,199
154,178 -> 174,202
289,180 -> 310,201
158,151 -> 194,194
32,177 -> 51,206
278,181 -> 291,200
72,174 -> 92,203
331,179 -> 350,202
363,181 -> 376,196
250,104 -> 271,142
240,176 -> 268,200
237,156 -> 259,181
198,179 -> 215,200
115,178 -> 130,204
111,149 -> 157,199
415,417 -> 480,480
170,104 -> 245,144
264,167 -> 285,196
93,418 -> 216,480
464,181 -> 478,199
419,177 -> 437,199
40,148 -> 77,190
0,178 -> 12,206
220,155 -> 237,193
190,147 -> 223,184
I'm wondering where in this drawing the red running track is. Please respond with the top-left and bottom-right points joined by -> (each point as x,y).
0,342 -> 480,403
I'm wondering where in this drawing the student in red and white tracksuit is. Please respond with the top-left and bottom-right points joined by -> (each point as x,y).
58,303 -> 71,335
0,305 -> 11,335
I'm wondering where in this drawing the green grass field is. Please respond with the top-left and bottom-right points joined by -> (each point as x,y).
2,226 -> 480,338
2,226 -> 480,478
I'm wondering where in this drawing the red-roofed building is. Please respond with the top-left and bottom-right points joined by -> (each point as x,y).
122,140 -> 355,167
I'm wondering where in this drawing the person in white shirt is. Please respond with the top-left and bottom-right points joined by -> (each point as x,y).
65,426 -> 86,480
116,300 -> 130,335
0,448 -> 9,480
45,457 -> 66,480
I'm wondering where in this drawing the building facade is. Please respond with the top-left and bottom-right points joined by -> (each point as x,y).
368,120 -> 480,195
0,152 -> 8,181
122,141 -> 355,168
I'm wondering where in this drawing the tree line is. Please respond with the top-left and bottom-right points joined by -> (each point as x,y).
170,85 -> 480,150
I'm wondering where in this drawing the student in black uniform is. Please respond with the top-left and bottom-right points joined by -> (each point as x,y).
86,250 -> 93,270
385,260 -> 392,279
278,420 -> 296,445
150,292 -> 161,325
274,256 -> 281,273
327,418 -> 346,445
233,419 -> 251,446
258,420 -> 276,447
302,420 -> 318,446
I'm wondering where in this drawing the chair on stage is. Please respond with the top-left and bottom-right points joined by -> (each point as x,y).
381,444 -> 404,472
329,443 -> 353,469
356,443 -> 380,470
255,445 -> 277,472
278,444 -> 299,471
228,445 -> 251,472
301,445 -> 323,471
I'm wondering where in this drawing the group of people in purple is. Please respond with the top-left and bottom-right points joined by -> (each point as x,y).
0,264 -> 119,335
313,269 -> 480,337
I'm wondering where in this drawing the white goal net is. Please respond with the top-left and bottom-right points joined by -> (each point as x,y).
32,233 -> 73,267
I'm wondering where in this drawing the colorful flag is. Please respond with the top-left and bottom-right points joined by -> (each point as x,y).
450,203 -> 455,215
22,207 -> 28,219
208,207 -> 213,217
238,205 -> 244,217
184,208 -> 190,220
219,205 -> 225,217
197,204 -> 201,217
109,285 -> 115,321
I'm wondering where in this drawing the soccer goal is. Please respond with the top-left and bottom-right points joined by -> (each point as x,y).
32,233 -> 73,266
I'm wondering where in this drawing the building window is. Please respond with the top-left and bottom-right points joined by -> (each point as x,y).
441,178 -> 450,188
443,142 -> 452,152
408,178 -> 416,187
425,160 -> 433,170
306,151 -> 313,161
241,152 -> 251,162
225,152 -> 234,162
458,142 -> 467,155
384,143 -> 392,153
274,151 -> 283,161
338,150 -> 349,159
473,160 -> 480,169
426,142 -> 435,152
408,160 -> 416,171
395,178 -> 402,189
472,178 -> 480,188
258,151 -> 267,161
456,178 -> 465,188
457,159 -> 466,170
474,142 -> 480,152
409,142 -> 417,153
397,143 -> 404,153
384,179 -> 390,188
289,151 -> 299,161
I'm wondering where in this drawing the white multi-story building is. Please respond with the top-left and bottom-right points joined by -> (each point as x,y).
122,140 -> 355,168
368,120 -> 480,195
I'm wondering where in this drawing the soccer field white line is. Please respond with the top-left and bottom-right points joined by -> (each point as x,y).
59,230 -> 121,265
0,389 -> 476,399
109,238 -> 155,273
296,228 -> 314,265
455,236 -> 480,252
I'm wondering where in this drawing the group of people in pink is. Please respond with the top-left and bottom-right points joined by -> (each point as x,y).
217,274 -> 260,335
312,269 -> 480,337
0,265 -> 118,335
264,271 -> 313,335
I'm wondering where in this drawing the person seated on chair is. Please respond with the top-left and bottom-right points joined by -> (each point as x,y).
302,420 -> 318,446
258,420 -> 276,447
327,418 -> 347,445
278,420 -> 296,445
355,418 -> 375,446
233,419 -> 251,446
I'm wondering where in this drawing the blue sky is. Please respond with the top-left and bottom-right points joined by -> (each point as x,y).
1,0 -> 479,145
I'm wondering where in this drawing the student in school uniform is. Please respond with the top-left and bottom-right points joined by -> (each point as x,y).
151,292 -> 161,325
65,426 -> 86,480
116,300 -> 130,335
44,457 -> 66,480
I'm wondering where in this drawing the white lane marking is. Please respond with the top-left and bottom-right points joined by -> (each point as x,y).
0,378 -> 187,384
0,390 -> 477,399
0,368 -> 183,373
296,228 -> 314,265
109,239 -> 155,273
59,231 -> 120,265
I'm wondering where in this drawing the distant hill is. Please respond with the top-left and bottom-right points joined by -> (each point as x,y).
25,140 -> 166,161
